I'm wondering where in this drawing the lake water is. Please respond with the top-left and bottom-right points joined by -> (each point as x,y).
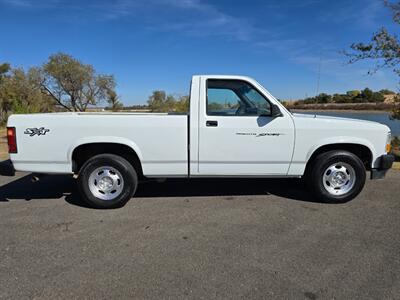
294,111 -> 400,137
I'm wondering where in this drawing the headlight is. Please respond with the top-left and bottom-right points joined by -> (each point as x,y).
386,132 -> 392,153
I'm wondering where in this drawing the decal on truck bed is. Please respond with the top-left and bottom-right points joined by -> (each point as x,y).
24,127 -> 50,137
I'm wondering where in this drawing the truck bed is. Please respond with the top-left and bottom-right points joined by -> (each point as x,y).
8,113 -> 188,176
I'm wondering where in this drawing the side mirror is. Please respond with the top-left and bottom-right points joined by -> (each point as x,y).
271,104 -> 283,117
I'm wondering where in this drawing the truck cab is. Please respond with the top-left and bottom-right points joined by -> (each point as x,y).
189,75 -> 295,176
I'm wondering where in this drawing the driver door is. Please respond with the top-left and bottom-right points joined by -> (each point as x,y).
198,78 -> 295,176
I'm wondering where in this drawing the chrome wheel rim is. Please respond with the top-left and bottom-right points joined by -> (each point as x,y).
322,162 -> 356,196
88,166 -> 124,200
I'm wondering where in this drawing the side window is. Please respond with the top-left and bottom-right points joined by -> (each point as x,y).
207,88 -> 241,116
207,79 -> 271,116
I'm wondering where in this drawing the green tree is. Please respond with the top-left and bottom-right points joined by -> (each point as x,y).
106,89 -> 123,111
315,93 -> 331,103
303,97 -> 316,104
361,88 -> 374,102
147,91 -> 190,113
379,89 -> 396,95
392,136 -> 400,148
0,63 -> 11,119
357,88 -> 385,103
0,63 -> 10,80
372,92 -> 385,102
40,53 -> 116,111
165,95 -> 177,112
147,90 -> 168,112
332,93 -> 351,103
346,90 -> 361,98
0,63 -> 11,124
175,95 -> 189,113
0,67 -> 53,124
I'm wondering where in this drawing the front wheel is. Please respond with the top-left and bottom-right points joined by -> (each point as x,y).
78,154 -> 138,209
306,150 -> 366,203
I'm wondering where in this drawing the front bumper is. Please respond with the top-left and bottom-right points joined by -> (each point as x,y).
0,159 -> 15,177
370,154 -> 395,180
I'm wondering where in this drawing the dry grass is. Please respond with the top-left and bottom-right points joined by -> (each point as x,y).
0,128 -> 8,161
392,162 -> 400,170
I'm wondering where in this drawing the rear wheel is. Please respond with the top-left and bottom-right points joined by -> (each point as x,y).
78,154 -> 138,208
306,150 -> 366,203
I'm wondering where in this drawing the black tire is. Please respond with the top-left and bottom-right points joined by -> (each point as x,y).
77,154 -> 138,209
306,150 -> 366,203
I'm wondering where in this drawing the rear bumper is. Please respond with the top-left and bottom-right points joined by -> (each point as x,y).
0,159 -> 15,177
370,154 -> 395,180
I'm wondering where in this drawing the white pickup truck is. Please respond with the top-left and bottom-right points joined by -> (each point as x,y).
1,75 -> 394,208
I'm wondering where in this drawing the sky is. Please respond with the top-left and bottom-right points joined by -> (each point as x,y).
0,0 -> 399,104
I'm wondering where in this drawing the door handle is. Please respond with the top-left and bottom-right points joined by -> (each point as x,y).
206,120 -> 218,127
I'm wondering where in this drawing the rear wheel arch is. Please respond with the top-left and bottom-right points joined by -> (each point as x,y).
71,143 -> 143,178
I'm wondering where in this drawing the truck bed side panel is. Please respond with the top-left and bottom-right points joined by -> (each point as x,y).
8,113 -> 188,176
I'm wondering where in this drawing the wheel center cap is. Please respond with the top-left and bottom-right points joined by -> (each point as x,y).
98,176 -> 114,191
333,171 -> 346,185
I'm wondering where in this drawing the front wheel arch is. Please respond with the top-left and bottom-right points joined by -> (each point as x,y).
305,143 -> 373,174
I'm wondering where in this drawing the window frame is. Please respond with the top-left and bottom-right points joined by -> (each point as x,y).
206,79 -> 273,117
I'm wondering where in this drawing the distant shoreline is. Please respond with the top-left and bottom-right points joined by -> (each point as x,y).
285,102 -> 398,113
291,109 -> 393,114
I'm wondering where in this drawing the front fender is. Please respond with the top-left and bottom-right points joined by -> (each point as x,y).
305,136 -> 377,163
288,136 -> 377,176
